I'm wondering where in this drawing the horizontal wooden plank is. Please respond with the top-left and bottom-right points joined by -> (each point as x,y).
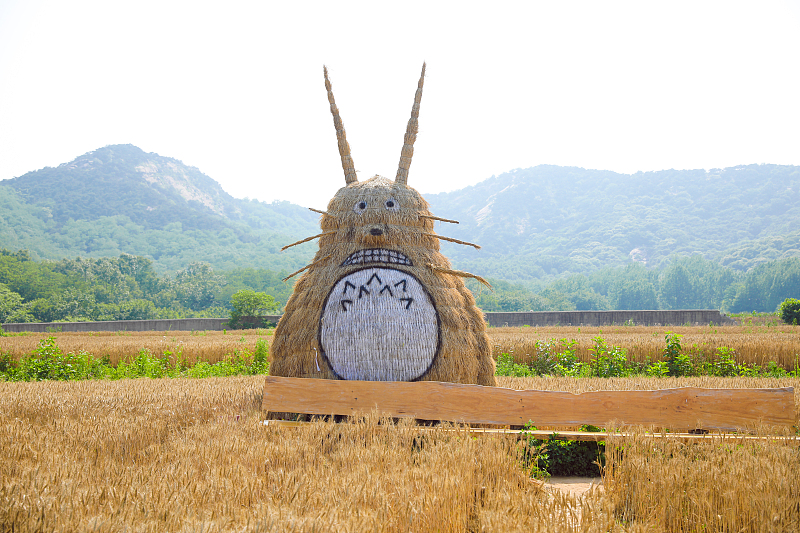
260,420 -> 800,444
262,376 -> 797,431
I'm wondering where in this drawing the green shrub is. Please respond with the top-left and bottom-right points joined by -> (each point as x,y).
251,338 -> 270,375
586,337 -> 630,378
539,438 -> 604,476
663,332 -> 695,376
552,339 -> 584,376
495,352 -> 534,377
713,346 -> 739,377
645,360 -> 670,376
762,360 -> 789,378
228,289 -> 280,329
778,298 -> 800,325
520,423 -> 604,477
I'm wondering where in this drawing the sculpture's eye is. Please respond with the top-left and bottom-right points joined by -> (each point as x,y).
353,200 -> 368,215
384,197 -> 400,211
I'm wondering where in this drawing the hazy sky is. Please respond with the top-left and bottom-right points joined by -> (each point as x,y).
1,1 -> 798,209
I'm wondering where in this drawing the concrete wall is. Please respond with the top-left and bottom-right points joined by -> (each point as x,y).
3,310 -> 734,332
485,310 -> 736,327
1,316 -> 282,333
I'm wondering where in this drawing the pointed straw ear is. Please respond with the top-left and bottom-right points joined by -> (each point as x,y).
395,62 -> 426,186
324,66 -> 358,185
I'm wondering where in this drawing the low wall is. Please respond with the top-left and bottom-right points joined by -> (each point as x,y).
3,311 -> 734,332
0,316 -> 282,333
485,310 -> 736,327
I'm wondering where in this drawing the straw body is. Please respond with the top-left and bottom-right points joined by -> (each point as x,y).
272,176 -> 495,385
271,65 -> 494,386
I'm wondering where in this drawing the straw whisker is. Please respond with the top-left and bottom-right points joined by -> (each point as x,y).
427,264 -> 493,289
281,232 -> 336,251
419,214 -> 459,224
421,233 -> 481,249
282,255 -> 332,282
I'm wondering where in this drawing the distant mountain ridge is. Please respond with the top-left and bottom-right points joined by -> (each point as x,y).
4,144 -> 299,229
1,145 -> 799,279
0,144 -> 319,272
426,164 -> 800,280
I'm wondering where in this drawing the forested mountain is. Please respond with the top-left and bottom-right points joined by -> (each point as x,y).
2,148 -> 800,318
2,146 -> 799,286
0,145 -> 318,273
427,164 -> 800,280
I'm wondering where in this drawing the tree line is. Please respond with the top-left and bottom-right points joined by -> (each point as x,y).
470,255 -> 800,314
2,249 -> 799,324
0,250 -> 293,323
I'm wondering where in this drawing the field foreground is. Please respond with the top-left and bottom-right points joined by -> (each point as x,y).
2,376 -> 799,532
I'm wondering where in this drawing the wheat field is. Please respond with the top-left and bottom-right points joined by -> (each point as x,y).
0,330 -> 271,366
489,325 -> 800,369
2,325 -> 800,370
2,375 -> 799,532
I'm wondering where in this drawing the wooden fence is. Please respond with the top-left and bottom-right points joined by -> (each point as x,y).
262,376 -> 796,433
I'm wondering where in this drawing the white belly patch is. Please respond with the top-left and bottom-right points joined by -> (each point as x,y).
319,267 -> 440,381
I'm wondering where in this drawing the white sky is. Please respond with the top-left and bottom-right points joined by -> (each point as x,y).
1,1 -> 798,209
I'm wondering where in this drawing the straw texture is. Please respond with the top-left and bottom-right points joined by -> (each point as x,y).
394,63 -> 425,186
419,214 -> 459,224
271,65 -> 494,386
422,232 -> 481,249
272,177 -> 495,386
427,263 -> 493,289
282,254 -> 331,282
280,232 -> 335,251
324,66 -> 358,185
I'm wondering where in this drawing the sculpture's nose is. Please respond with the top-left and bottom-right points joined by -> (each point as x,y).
370,228 -> 383,236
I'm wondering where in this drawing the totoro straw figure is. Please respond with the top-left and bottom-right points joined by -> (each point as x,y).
271,64 -> 496,386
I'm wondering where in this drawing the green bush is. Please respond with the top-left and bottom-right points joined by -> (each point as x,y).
586,337 -> 630,378
713,346 -> 739,377
778,298 -> 800,325
496,340 -> 585,378
539,438 -> 604,476
520,423 -> 605,477
495,352 -> 535,377
228,289 -> 280,329
645,360 -> 670,376
663,332 -> 694,376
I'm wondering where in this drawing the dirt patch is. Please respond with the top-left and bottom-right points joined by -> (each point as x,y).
546,476 -> 602,497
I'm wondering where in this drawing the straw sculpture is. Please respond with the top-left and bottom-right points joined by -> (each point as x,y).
271,64 -> 496,386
